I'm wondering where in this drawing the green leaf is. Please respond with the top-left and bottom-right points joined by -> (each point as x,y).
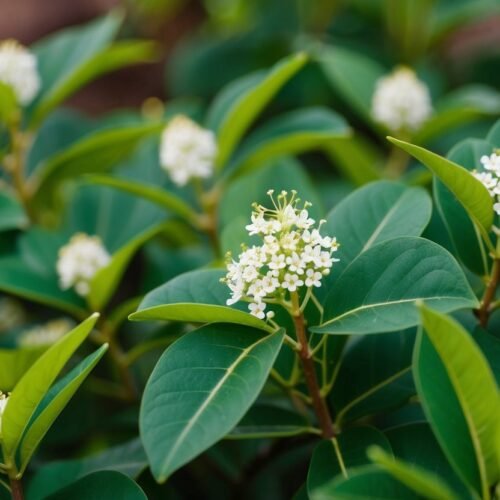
0,191 -> 28,232
140,324 -> 284,481
207,52 -> 308,169
45,471 -> 147,500
316,45 -> 385,131
228,404 -> 314,439
414,305 -> 500,497
416,85 -> 500,145
130,269 -> 272,332
310,465 -> 419,500
1,314 -> 99,461
387,137 -> 494,241
331,330 -> 415,424
324,135 -> 382,186
88,223 -> 166,311
30,122 -> 163,210
19,344 -> 108,472
307,427 -> 392,494
0,81 -> 19,124
31,40 -> 158,127
487,119 -> 500,145
313,237 -> 477,335
434,138 -> 494,276
86,174 -> 198,223
0,347 -> 46,392
29,12 -> 122,123
27,438 -> 147,500
368,446 -> 459,500
323,181 -> 432,280
227,107 -> 350,178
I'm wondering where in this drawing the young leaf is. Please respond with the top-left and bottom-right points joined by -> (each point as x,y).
368,446 -> 459,500
45,471 -> 147,500
415,305 -> 500,497
207,52 -> 308,170
387,137 -> 494,242
31,41 -> 159,127
1,314 -> 99,461
227,107 -> 350,179
0,81 -> 19,124
0,347 -> 46,392
140,324 -> 284,481
19,344 -> 108,472
130,269 -> 272,332
313,237 -> 477,335
307,427 -> 392,494
86,174 -> 198,223
87,223 -> 166,311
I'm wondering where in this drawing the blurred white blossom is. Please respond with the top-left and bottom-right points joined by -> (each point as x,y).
223,190 -> 339,319
371,67 -> 432,132
57,234 -> 111,297
0,297 -> 25,333
0,40 -> 40,105
19,318 -> 75,347
159,115 -> 217,186
473,152 -> 500,216
0,391 -> 9,434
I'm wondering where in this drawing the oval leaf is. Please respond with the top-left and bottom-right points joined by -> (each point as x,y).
140,324 -> 284,481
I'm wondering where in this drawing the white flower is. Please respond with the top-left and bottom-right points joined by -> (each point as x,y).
473,151 -> 500,216
57,233 -> 111,297
223,190 -> 340,319
0,297 -> 25,333
371,67 -> 432,132
159,115 -> 217,186
19,318 -> 75,347
0,40 -> 40,105
0,391 -> 9,434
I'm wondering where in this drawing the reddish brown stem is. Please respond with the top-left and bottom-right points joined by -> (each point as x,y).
478,259 -> 500,328
9,478 -> 23,500
291,295 -> 335,438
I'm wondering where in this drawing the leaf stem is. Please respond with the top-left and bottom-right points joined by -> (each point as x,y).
478,257 -> 500,328
290,292 -> 336,438
9,477 -> 23,500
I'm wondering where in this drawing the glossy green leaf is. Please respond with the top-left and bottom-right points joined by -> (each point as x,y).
434,138 -> 493,276
140,324 -> 284,481
0,347 -> 46,392
227,107 -> 350,178
45,471 -> 147,500
307,427 -> 392,494
19,344 -> 108,472
415,305 -> 500,497
368,446 -> 459,500
207,52 -> 308,169
310,465 -> 418,500
30,122 -> 163,209
317,45 -> 385,131
388,137 -> 494,240
314,237 -> 477,335
88,223 -> 166,311
331,330 -> 416,424
86,174 -> 198,223
325,135 -> 382,186
1,314 -> 99,461
323,181 -> 432,280
31,40 -> 158,127
0,191 -> 28,231
0,81 -> 19,124
474,327 -> 500,386
228,404 -> 314,439
27,438 -> 147,500
29,12 -> 122,123
486,119 -> 500,145
130,269 -> 272,332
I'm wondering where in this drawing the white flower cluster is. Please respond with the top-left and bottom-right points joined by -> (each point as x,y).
57,233 -> 111,297
0,40 -> 40,105
223,191 -> 339,319
159,115 -> 217,186
0,391 -> 9,434
0,297 -> 25,333
19,318 -> 74,347
473,152 -> 500,216
371,67 -> 432,132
